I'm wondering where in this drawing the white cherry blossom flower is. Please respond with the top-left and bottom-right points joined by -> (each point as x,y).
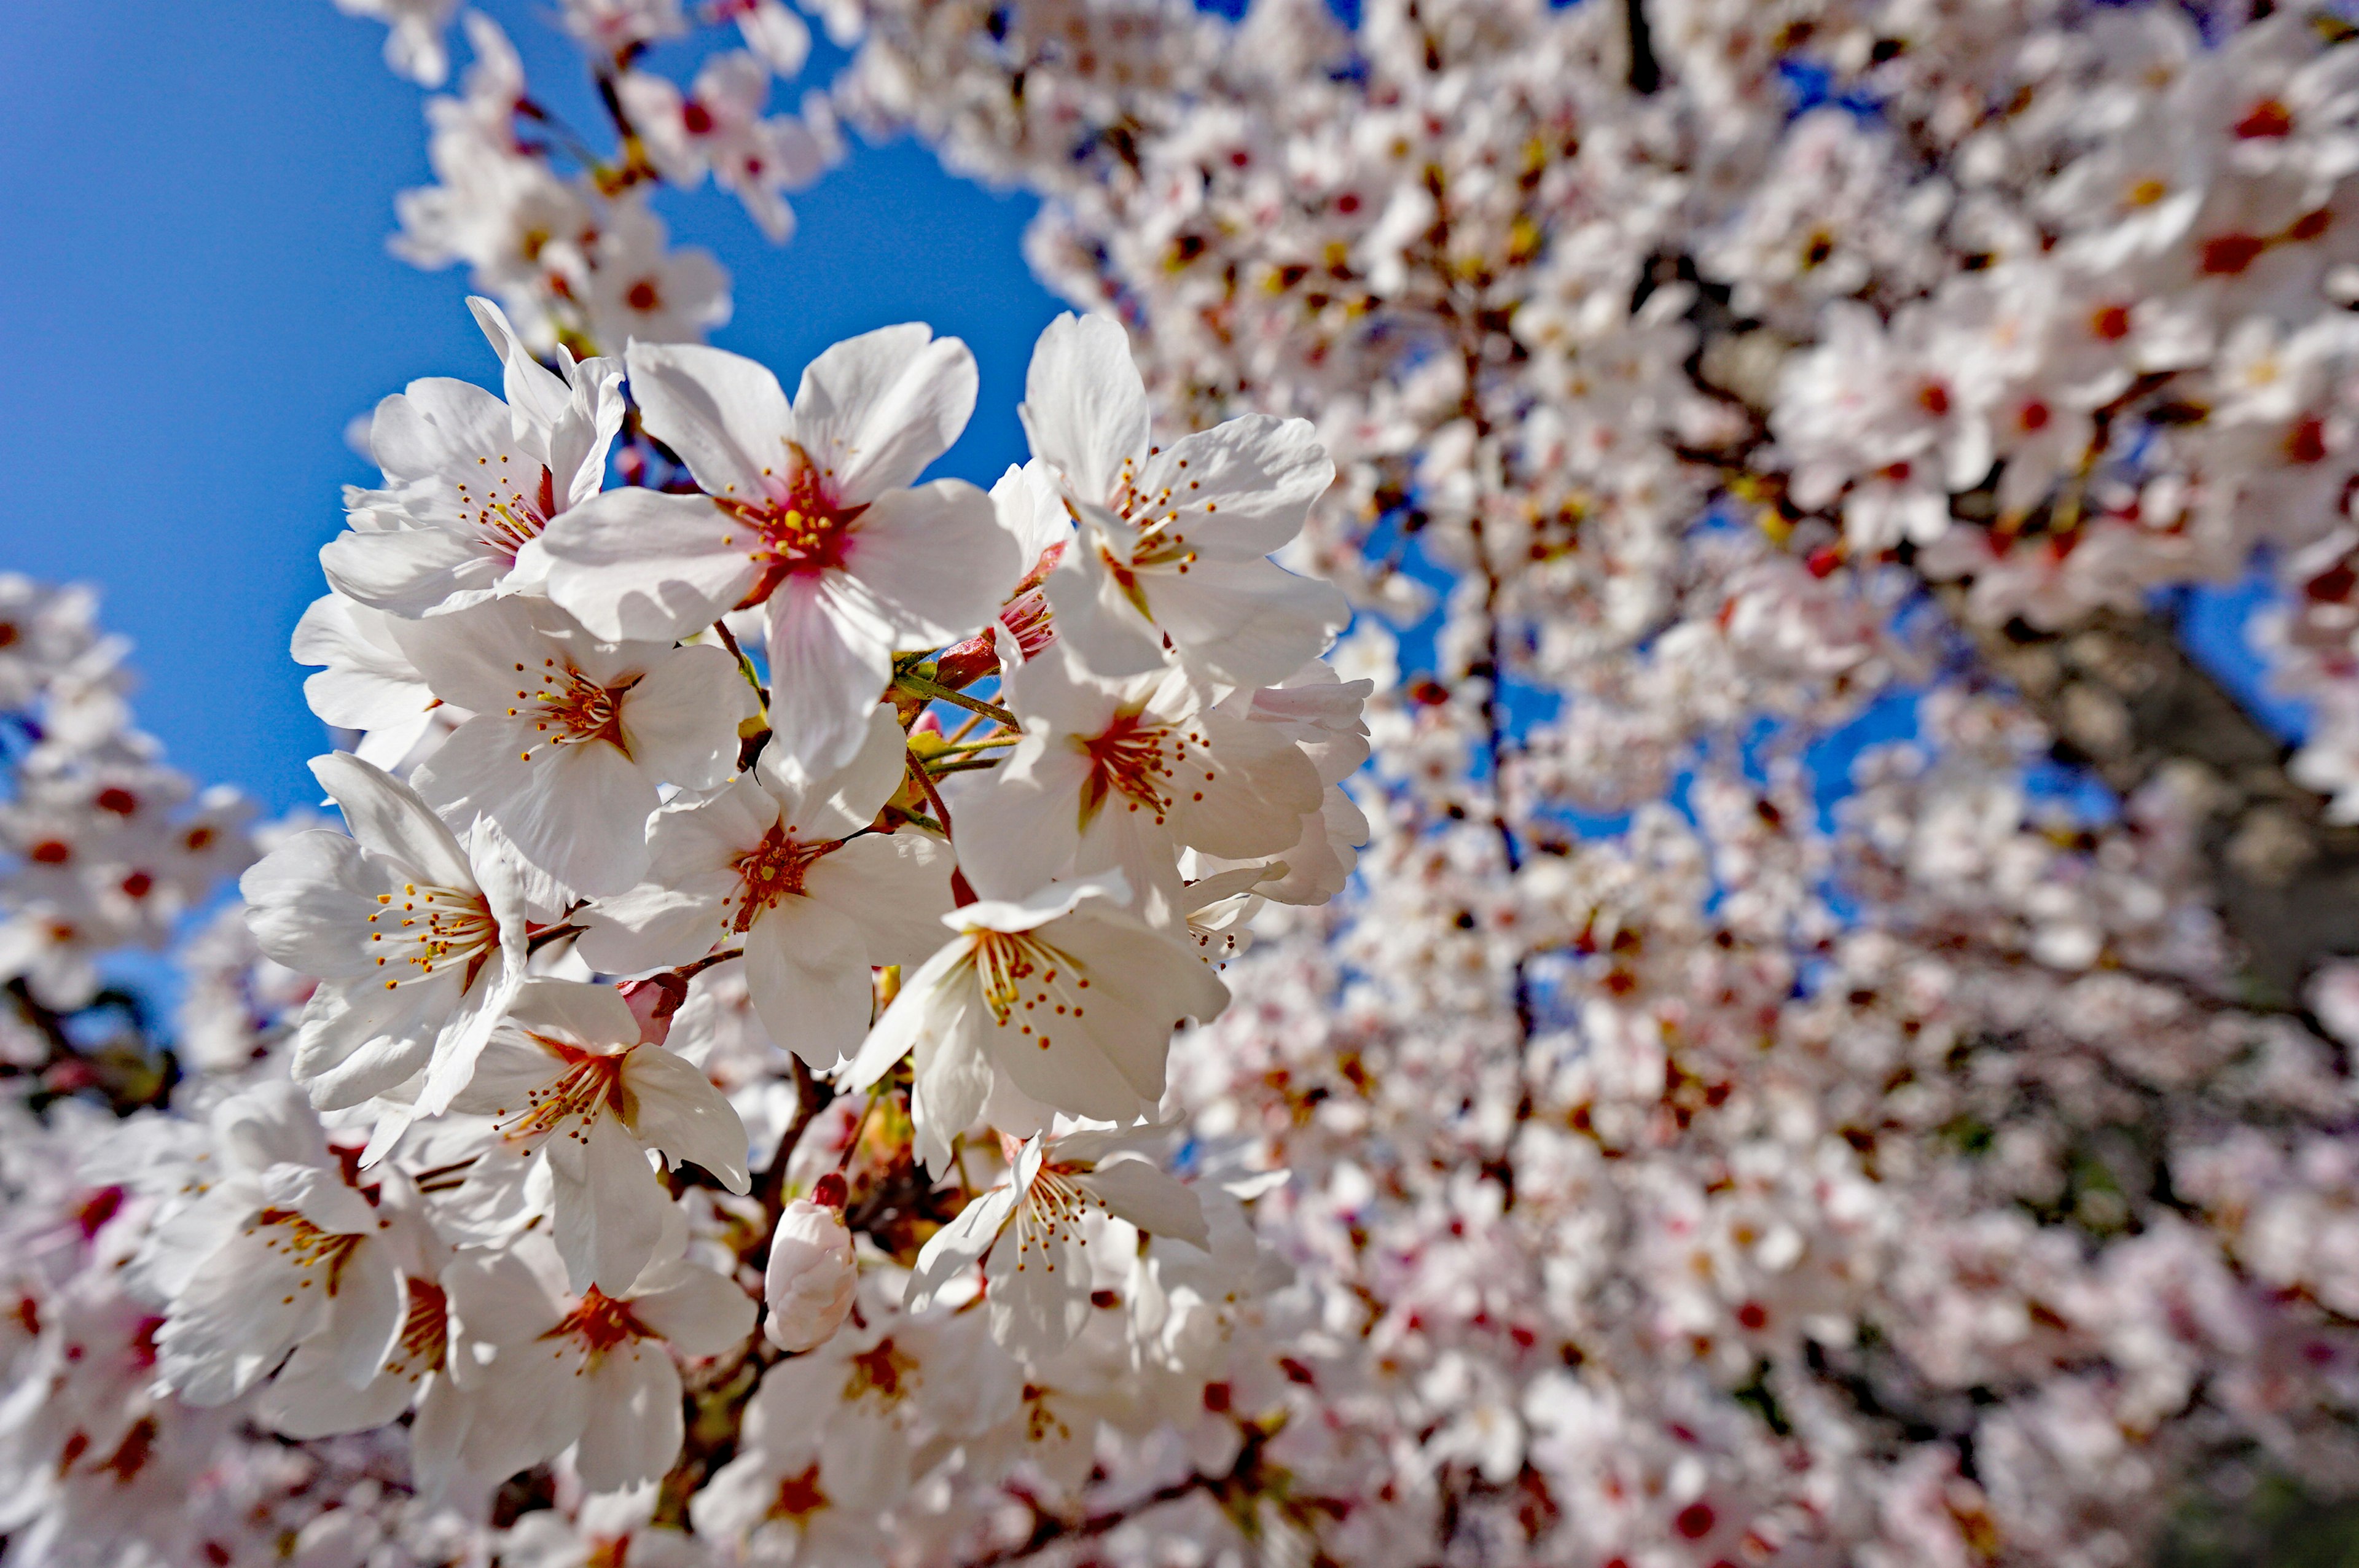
451,979 -> 751,1293
842,872 -> 1230,1171
324,298 -> 624,620
393,597 -> 754,896
538,327 -> 1020,771
240,752 -> 528,1116
333,0 -> 460,87
907,1128 -> 1207,1359
149,1083 -> 407,1409
945,642 -> 1323,923
577,703 -> 950,1066
1020,313 -> 1347,687
290,592 -> 447,773
442,1226 -> 753,1495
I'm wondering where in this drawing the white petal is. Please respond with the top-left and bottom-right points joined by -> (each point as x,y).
619,643 -> 757,789
1136,414 -> 1334,556
625,1042 -> 752,1192
790,323 -> 977,504
415,722 -> 657,897
625,340 -> 795,502
983,1215 -> 1091,1359
387,595 -> 549,715
842,479 -> 1015,644
905,1180 -> 1015,1314
801,833 -> 955,965
630,1260 -> 757,1355
310,752 -> 477,891
743,899 -> 874,1068
555,1112 -> 673,1295
292,978 -> 453,1110
1077,1159 -> 1208,1248
761,573 -> 894,773
540,486 -> 764,643
1044,523 -> 1167,679
759,700 -> 909,839
574,1345 -> 684,1493
1020,313 -> 1148,504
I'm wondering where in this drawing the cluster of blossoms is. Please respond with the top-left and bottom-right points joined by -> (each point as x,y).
359,0 -> 843,360
1,267 -> 1364,1559
21,0 -> 2359,1564
806,0 -> 2359,1561
0,577 -> 259,1095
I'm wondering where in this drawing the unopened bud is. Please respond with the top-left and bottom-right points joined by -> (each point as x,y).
763,1198 -> 856,1353
619,974 -> 687,1045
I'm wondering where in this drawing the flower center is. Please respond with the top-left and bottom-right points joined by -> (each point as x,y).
492,1039 -> 632,1147
507,660 -> 635,758
549,1286 -> 652,1358
249,1208 -> 362,1298
842,1336 -> 917,1407
720,453 -> 864,606
367,883 -> 500,993
728,824 -> 832,932
452,459 -> 556,563
394,1277 -> 450,1376
1007,1164 -> 1103,1276
770,1463 -> 830,1523
1077,711 -> 1208,827
966,930 -> 1089,1049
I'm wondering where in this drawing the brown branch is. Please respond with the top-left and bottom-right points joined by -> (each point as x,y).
1931,587 -> 2359,1004
751,1053 -> 837,1222
954,1422 -> 1280,1567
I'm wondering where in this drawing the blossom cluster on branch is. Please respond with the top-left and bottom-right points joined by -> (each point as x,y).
19,0 -> 2359,1564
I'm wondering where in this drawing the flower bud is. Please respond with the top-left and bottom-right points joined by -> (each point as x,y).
762,1197 -> 856,1353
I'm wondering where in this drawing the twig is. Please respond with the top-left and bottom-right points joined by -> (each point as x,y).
894,672 -> 1017,727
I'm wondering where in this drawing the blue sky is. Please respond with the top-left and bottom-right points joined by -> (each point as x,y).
0,1 -> 1063,816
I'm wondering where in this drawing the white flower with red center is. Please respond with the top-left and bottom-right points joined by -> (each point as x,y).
906,1128 -> 1206,1359
451,978 -> 750,1293
149,1083 -> 409,1410
240,752 -> 528,1118
1019,313 -> 1347,688
617,51 -> 837,243
687,1352 -> 916,1559
944,640 -> 1324,923
441,1227 -> 753,1494
841,872 -> 1231,1172
577,703 -> 951,1067
536,326 -> 1022,771
325,298 -> 624,620
389,596 -> 754,896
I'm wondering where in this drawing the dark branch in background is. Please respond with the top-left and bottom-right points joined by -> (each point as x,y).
1624,0 -> 1661,95
3,977 -> 176,1114
956,1421 -> 1329,1568
751,1053 -> 836,1221
1932,585 -> 2359,1005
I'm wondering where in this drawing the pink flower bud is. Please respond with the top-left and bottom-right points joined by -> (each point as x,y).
762,1198 -> 856,1353
619,974 -> 687,1045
